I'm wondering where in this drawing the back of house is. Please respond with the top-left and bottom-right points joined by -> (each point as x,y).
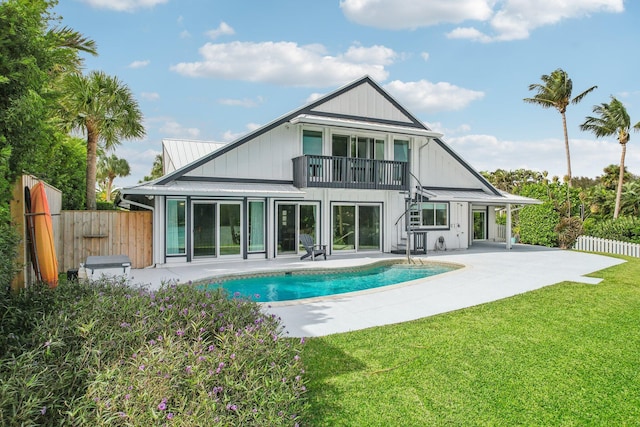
121,76 -> 538,265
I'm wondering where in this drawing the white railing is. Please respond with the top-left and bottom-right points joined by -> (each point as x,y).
496,223 -> 506,241
573,235 -> 640,258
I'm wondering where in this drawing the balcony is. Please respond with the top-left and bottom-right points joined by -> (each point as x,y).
293,155 -> 409,190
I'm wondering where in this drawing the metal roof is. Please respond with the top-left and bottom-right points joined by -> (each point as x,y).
418,187 -> 541,205
122,180 -> 306,198
162,138 -> 228,174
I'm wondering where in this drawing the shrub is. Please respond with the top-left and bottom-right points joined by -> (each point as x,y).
585,216 -> 640,243
0,279 -> 306,426
555,216 -> 583,249
0,223 -> 20,290
518,203 -> 559,247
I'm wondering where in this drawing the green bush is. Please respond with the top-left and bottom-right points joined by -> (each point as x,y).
0,223 -> 20,289
518,203 -> 559,247
585,216 -> 640,243
96,201 -> 117,210
0,279 -> 306,426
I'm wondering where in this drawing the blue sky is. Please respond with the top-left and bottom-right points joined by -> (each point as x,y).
54,0 -> 639,188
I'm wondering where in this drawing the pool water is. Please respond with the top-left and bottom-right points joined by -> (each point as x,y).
204,263 -> 456,302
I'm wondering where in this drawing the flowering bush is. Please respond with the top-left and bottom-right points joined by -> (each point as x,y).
0,278 -> 306,426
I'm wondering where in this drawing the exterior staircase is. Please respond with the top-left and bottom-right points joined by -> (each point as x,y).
392,200 -> 427,255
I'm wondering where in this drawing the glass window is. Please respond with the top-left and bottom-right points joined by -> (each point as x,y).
219,204 -> 241,255
358,205 -> 380,251
193,203 -> 216,257
333,205 -> 356,251
248,200 -> 265,252
375,139 -> 385,160
394,140 -> 409,162
166,199 -> 186,255
303,130 -> 323,155
332,134 -> 349,157
421,202 -> 448,227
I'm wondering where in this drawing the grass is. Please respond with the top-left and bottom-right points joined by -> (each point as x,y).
303,254 -> 640,426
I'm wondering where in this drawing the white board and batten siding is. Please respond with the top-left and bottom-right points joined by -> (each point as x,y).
573,235 -> 640,258
185,125 -> 299,181
312,83 -> 413,123
412,141 -> 486,190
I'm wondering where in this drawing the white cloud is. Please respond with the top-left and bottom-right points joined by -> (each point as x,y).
384,79 -> 484,113
141,92 -> 160,101
78,0 -> 168,12
206,22 -> 235,39
218,96 -> 264,108
128,60 -> 150,69
179,30 -> 191,39
170,41 -> 393,87
340,0 -> 493,30
420,52 -> 430,62
159,120 -> 200,138
446,27 -> 492,43
340,0 -> 624,42
485,0 -> 624,42
426,121 -> 471,135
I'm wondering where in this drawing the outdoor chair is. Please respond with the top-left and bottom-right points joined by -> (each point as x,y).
299,234 -> 327,261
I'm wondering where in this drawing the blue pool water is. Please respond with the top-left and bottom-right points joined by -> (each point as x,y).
204,263 -> 456,302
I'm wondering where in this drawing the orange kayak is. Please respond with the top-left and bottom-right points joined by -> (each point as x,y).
30,182 -> 58,288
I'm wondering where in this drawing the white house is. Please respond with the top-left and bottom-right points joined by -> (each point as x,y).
120,76 -> 539,265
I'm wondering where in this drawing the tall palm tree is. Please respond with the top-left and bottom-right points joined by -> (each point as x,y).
140,153 -> 163,182
580,96 -> 640,218
97,153 -> 131,202
524,69 -> 597,186
59,71 -> 145,210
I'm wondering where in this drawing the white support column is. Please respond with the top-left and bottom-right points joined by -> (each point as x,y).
505,203 -> 512,250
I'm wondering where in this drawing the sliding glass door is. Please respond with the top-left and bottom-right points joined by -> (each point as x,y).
332,204 -> 381,252
191,201 -> 242,258
276,203 -> 319,256
193,202 -> 216,257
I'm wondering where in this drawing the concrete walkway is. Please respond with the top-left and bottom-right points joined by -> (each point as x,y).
130,243 -> 625,338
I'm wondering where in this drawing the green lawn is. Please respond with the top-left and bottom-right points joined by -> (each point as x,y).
303,254 -> 640,426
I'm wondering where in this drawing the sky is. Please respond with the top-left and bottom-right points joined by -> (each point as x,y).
54,0 -> 640,189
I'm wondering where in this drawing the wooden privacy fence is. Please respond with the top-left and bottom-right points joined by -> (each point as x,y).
59,210 -> 153,271
573,235 -> 640,258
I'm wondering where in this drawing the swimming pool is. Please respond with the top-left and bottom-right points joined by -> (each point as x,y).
201,262 -> 458,302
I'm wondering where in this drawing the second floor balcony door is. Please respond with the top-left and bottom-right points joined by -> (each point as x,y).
332,135 -> 384,183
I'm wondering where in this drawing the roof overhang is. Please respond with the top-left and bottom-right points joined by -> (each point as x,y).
417,188 -> 541,206
121,180 -> 306,198
289,114 -> 443,138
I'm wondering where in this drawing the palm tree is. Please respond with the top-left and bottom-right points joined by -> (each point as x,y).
59,71 -> 145,210
140,153 -> 163,182
580,96 -> 640,218
524,69 -> 597,186
97,153 -> 131,202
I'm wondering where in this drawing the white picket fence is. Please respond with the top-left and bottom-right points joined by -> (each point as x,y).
573,235 -> 640,258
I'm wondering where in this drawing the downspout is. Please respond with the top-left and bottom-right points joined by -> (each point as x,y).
418,138 -> 431,190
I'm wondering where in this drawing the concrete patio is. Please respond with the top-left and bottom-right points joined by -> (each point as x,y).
130,243 -> 625,338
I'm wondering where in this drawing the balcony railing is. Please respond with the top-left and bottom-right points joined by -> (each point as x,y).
293,155 -> 409,190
